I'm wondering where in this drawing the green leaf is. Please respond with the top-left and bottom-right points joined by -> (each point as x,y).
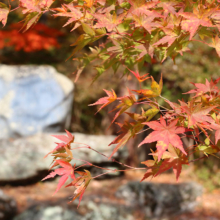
95,28 -> 106,35
23,12 -> 41,31
144,107 -> 159,121
81,22 -> 95,36
70,34 -> 92,57
117,20 -> 131,33
197,144 -> 219,156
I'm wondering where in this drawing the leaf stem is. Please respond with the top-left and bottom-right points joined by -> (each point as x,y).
73,141 -> 144,169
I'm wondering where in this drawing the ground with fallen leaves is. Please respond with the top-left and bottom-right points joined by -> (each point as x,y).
1,168 -> 220,220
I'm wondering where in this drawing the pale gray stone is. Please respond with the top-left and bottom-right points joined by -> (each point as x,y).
0,65 -> 74,139
0,133 -> 128,181
82,201 -> 134,220
116,181 -> 203,218
13,203 -> 134,220
13,206 -> 81,220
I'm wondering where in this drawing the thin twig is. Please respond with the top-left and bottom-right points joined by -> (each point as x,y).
188,156 -> 206,163
73,141 -> 145,169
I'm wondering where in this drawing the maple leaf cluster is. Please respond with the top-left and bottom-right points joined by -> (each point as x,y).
2,0 -> 220,207
44,76 -> 220,206
2,0 -> 220,77
89,76 -> 220,181
43,130 -> 92,207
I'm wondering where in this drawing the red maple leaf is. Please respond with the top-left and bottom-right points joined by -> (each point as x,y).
216,129 -> 220,144
133,75 -> 163,99
152,145 -> 189,181
210,115 -> 220,144
140,167 -> 159,182
52,130 -> 75,145
20,0 -> 54,13
110,89 -> 136,125
127,68 -> 150,83
108,121 -> 135,159
44,142 -> 66,158
97,0 -> 106,6
159,2 -> 184,18
89,89 -> 117,114
138,117 -> 186,161
0,3 -> 9,27
128,0 -> 162,18
211,123 -> 220,144
185,77 -> 220,97
54,4 -> 83,28
135,43 -> 154,60
93,12 -> 125,32
43,130 -> 73,159
179,6 -> 213,40
140,150 -> 161,181
133,15 -> 159,34
44,130 -> 74,158
42,160 -> 75,194
153,25 -> 181,47
153,35 -> 176,47
208,35 -> 220,58
165,100 -> 182,115
66,170 -> 92,207
179,101 -> 215,129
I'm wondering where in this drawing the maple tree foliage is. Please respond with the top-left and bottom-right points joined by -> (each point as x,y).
0,23 -> 62,52
138,117 -> 186,161
2,0 -> 220,206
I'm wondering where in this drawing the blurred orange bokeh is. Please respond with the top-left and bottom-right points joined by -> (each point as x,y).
0,23 -> 63,52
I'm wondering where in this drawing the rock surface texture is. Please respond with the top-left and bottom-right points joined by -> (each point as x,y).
13,206 -> 81,220
12,180 -> 203,220
116,181 -> 203,218
0,190 -> 17,220
13,203 -> 134,220
0,133 -> 127,182
0,65 -> 74,138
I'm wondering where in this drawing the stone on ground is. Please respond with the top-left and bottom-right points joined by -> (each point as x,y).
0,65 -> 74,138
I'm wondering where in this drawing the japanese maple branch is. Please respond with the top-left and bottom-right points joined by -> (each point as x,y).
73,142 -> 145,170
188,156 -> 206,163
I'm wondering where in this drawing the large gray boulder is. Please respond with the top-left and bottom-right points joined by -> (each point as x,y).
80,201 -> 133,220
0,133 -> 128,182
13,203 -> 134,220
13,206 -> 81,220
0,65 -> 74,138
116,181 -> 203,218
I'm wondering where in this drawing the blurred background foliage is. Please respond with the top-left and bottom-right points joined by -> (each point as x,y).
153,41 -> 220,101
1,5 -> 220,187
